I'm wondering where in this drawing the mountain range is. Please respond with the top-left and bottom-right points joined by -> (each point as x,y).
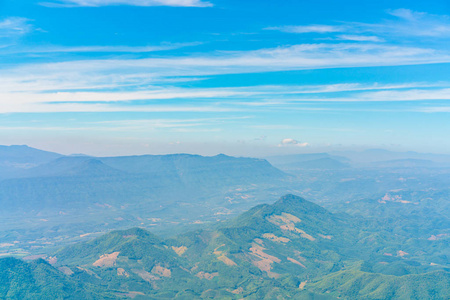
1,194 -> 448,299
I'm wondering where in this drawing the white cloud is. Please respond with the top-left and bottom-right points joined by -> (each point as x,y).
266,25 -> 344,34
388,8 -> 425,22
0,17 -> 32,38
337,35 -> 384,42
356,88 -> 450,101
416,106 -> 450,113
360,9 -> 450,38
42,0 -> 213,7
4,43 -> 448,83
278,138 -> 309,147
2,42 -> 202,54
268,9 -> 450,40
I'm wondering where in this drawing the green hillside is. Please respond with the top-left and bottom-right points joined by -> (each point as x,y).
0,257 -> 114,300
310,268 -> 450,300
2,194 -> 448,299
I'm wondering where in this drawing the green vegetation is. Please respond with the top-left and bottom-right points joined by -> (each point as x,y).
2,194 -> 447,299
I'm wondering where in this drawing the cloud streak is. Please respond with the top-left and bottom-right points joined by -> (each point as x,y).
266,25 -> 344,34
4,43 -> 449,87
0,17 -> 33,38
41,0 -> 213,7
1,42 -> 202,54
268,9 -> 450,40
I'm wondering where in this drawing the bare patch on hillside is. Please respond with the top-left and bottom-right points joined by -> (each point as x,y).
172,245 -> 187,256
268,213 -> 315,241
397,250 -> 409,257
287,257 -> 306,268
218,255 -> 237,266
428,233 -> 449,241
267,213 -> 301,227
229,287 -> 243,294
117,268 -> 130,277
249,243 -> 281,278
124,291 -> 145,298
318,234 -> 332,240
196,271 -> 219,280
58,266 -> 74,275
214,244 -> 237,266
93,252 -> 120,267
281,225 -> 315,241
263,233 -> 290,243
47,256 -> 57,265
132,269 -> 160,282
152,265 -> 171,278
299,281 -> 307,289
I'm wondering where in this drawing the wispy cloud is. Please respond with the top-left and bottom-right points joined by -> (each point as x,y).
337,35 -> 384,42
267,9 -> 450,40
266,25 -> 344,34
384,9 -> 450,37
0,17 -> 33,38
41,0 -> 213,8
416,106 -> 450,113
0,117 -> 247,132
275,88 -> 450,103
4,43 -> 448,84
2,42 -> 202,54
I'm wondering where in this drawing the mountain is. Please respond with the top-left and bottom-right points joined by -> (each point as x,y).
0,145 -> 63,178
370,158 -> 444,168
290,157 -> 350,169
266,153 -> 350,170
0,153 -> 287,212
332,149 -> 450,164
334,189 -> 450,241
19,156 -> 125,178
0,151 -> 291,252
39,194 -> 447,299
309,268 -> 450,299
100,153 -> 286,185
0,257 -> 114,299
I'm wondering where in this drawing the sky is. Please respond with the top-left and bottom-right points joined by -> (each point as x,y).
0,0 -> 449,156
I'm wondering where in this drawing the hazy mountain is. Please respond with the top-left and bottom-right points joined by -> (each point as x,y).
0,145 -> 63,179
370,158 -> 446,168
332,149 -> 450,164
0,153 -> 287,213
18,156 -> 125,178
266,153 -> 350,170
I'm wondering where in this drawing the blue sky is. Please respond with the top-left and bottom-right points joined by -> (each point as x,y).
0,0 -> 449,156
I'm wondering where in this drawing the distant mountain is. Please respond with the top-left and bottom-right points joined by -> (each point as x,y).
266,153 -> 350,170
292,157 -> 350,169
332,149 -> 450,164
15,156 -> 124,178
0,153 -> 288,221
100,153 -> 286,186
0,145 -> 63,178
0,145 -> 62,165
370,158 -> 444,168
